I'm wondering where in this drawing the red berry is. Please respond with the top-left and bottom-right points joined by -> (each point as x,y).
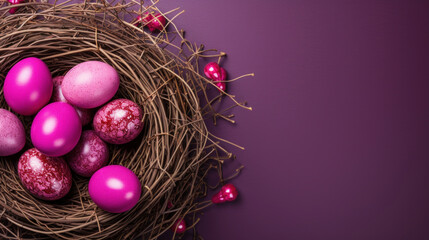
171,219 -> 186,234
211,184 -> 238,204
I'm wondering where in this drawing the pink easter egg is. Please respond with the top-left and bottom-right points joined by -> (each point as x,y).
31,102 -> 82,157
18,148 -> 72,200
93,99 -> 144,144
3,57 -> 52,115
62,61 -> 120,109
0,109 -> 25,156
66,130 -> 109,177
51,76 -> 94,125
89,165 -> 141,213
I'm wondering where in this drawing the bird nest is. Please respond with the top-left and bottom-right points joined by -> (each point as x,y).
0,0 -> 249,239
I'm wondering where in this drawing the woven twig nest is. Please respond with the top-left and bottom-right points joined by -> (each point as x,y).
0,1 -> 246,239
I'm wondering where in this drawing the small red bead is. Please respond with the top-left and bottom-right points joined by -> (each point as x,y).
8,0 -> 24,14
135,13 -> 166,32
212,183 -> 238,204
8,0 -> 24,4
205,64 -> 227,92
216,82 -> 226,92
218,67 -> 227,81
134,13 -> 152,27
134,16 -> 143,26
142,13 -> 153,26
204,62 -> 221,80
148,13 -> 166,32
171,218 -> 186,234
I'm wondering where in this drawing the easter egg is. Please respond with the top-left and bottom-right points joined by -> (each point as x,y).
18,148 -> 72,200
62,61 -> 120,109
66,130 -> 109,177
51,76 -> 93,125
93,99 -> 144,144
31,102 -> 82,157
3,57 -> 53,115
0,109 -> 25,156
89,165 -> 141,213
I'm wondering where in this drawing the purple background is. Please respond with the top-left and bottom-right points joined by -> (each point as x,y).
157,0 -> 429,239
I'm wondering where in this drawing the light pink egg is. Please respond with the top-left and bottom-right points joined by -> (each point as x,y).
0,109 -> 25,156
18,148 -> 72,201
51,76 -> 93,125
62,61 -> 120,109
66,130 -> 109,177
93,99 -> 144,144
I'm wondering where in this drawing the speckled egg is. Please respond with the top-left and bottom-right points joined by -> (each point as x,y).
3,57 -> 53,115
51,76 -> 94,125
62,61 -> 120,109
66,130 -> 109,177
0,109 -> 25,156
93,99 -> 144,144
18,148 -> 72,201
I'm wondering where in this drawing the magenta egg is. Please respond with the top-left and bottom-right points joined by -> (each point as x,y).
89,165 -> 141,213
18,148 -> 72,200
51,76 -> 93,125
62,61 -> 120,109
31,102 -> 82,157
66,130 -> 109,177
93,99 -> 144,144
0,109 -> 25,156
3,57 -> 53,115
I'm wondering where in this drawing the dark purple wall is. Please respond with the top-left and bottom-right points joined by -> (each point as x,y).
157,0 -> 429,239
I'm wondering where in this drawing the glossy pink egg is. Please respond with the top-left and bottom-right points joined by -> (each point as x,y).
3,57 -> 52,115
0,109 -> 25,156
51,76 -> 93,125
66,130 -> 109,177
93,99 -> 144,144
62,61 -> 120,109
89,165 -> 141,213
31,102 -> 82,157
18,148 -> 72,200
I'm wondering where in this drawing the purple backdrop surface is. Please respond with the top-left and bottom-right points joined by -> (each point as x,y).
155,0 -> 429,239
